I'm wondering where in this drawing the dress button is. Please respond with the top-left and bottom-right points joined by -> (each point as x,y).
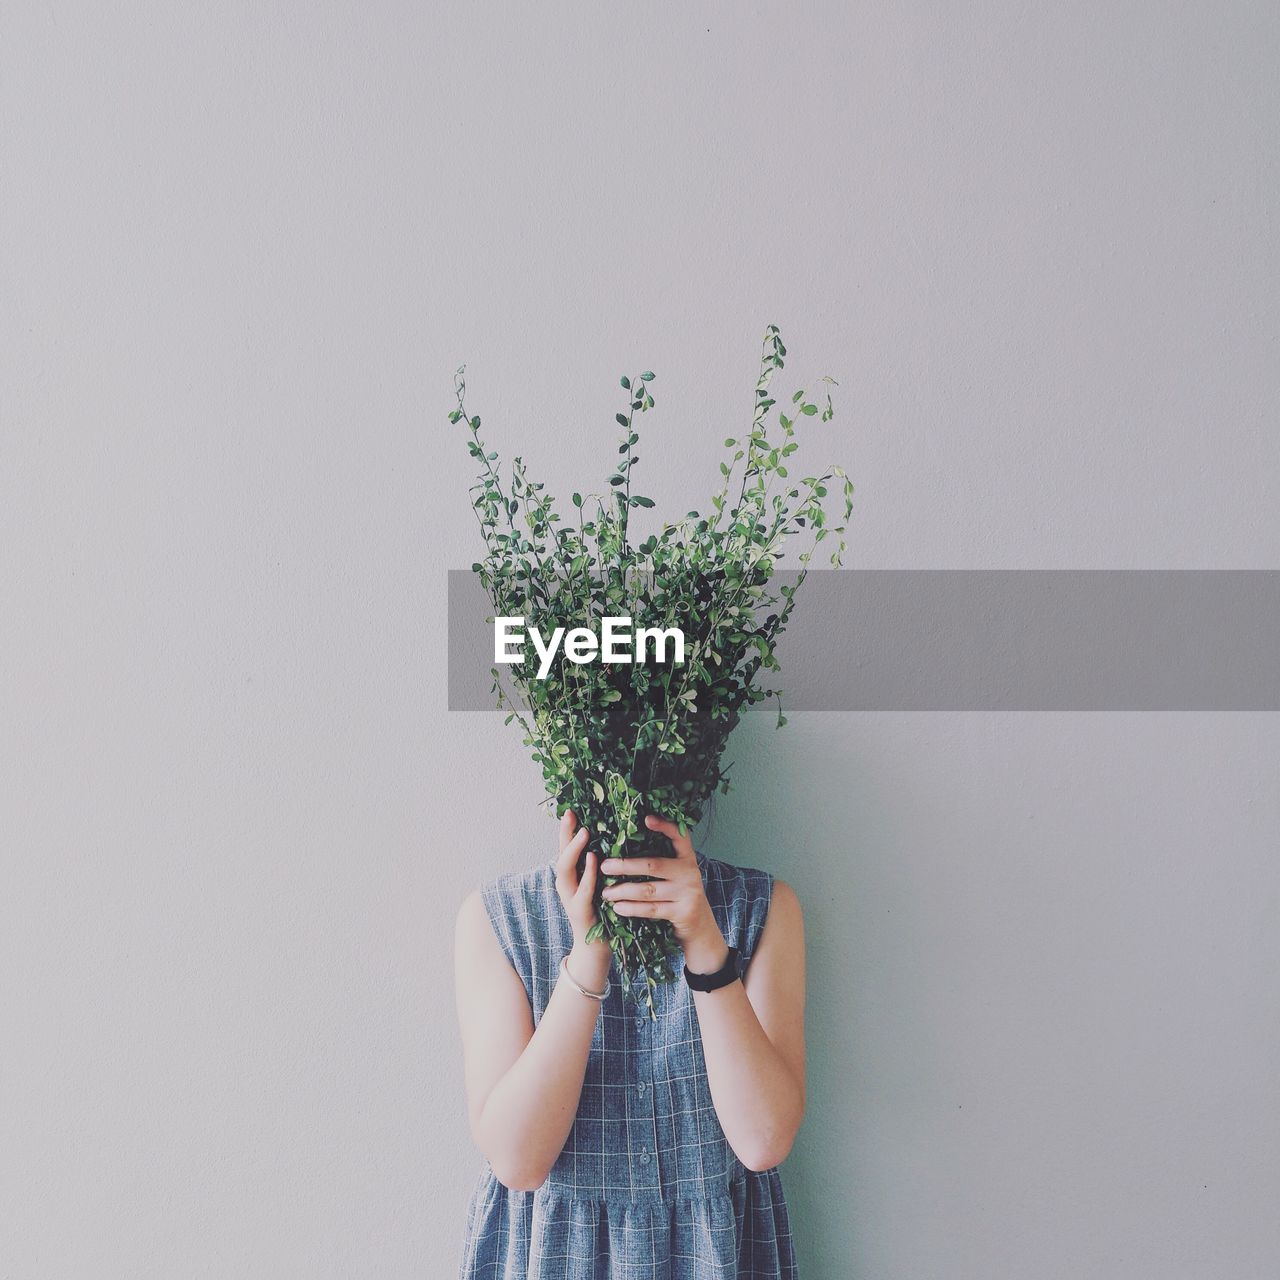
639,1149 -> 651,1165
637,1082 -> 646,1095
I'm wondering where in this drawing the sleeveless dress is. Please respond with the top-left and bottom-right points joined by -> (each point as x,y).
458,848 -> 799,1279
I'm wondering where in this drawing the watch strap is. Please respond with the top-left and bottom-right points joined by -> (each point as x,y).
683,945 -> 741,992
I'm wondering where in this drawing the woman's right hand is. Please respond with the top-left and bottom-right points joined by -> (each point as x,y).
556,812 -> 612,993
555,809 -> 604,947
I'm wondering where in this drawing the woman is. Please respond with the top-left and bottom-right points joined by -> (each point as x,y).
453,808 -> 806,1278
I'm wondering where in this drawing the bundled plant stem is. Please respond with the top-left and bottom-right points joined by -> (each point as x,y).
448,326 -> 853,1015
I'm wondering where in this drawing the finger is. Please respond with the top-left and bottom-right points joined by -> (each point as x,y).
559,808 -> 578,853
556,825 -> 589,880
598,856 -> 672,878
558,825 -> 588,869
644,813 -> 695,858
611,900 -> 669,919
601,880 -> 675,903
575,849 -> 598,902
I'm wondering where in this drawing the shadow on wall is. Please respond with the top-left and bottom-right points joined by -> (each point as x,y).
698,711 -> 950,1279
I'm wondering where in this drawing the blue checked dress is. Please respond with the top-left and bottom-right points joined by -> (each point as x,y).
459,849 -> 799,1279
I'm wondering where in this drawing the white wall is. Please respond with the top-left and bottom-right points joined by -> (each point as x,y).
3,3 -> 1277,1276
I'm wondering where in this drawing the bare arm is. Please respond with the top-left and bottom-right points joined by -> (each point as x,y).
453,811 -> 612,1190
684,879 -> 805,1171
599,815 -> 806,1171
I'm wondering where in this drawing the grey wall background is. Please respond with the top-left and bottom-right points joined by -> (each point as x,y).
3,3 -> 1277,1277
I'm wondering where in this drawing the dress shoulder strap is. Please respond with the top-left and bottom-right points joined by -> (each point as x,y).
477,861 -> 569,1014
696,852 -> 777,973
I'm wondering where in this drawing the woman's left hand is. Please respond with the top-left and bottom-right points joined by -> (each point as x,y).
598,815 -> 730,974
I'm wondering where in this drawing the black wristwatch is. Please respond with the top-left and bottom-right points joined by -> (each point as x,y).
683,945 -> 741,992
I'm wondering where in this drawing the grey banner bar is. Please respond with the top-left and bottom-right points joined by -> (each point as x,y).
447,569 -> 1280,711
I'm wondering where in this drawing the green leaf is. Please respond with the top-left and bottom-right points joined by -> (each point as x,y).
640,371 -> 655,381
621,375 -> 631,390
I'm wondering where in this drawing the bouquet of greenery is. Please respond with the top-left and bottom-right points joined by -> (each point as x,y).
449,326 -> 853,1013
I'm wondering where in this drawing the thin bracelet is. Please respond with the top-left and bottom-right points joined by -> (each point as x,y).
560,954 -> 610,1001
